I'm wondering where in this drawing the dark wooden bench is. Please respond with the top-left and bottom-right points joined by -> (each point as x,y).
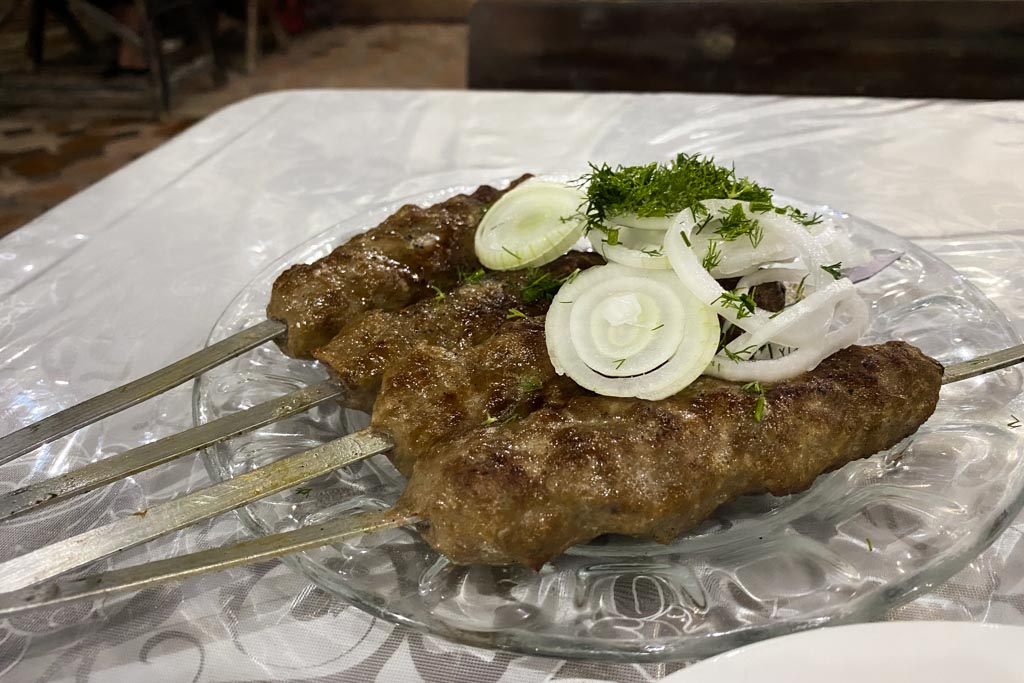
469,0 -> 1024,99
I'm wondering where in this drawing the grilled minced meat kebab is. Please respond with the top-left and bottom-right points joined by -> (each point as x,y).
267,178 -> 528,358
372,320 -> 942,569
314,251 -> 602,411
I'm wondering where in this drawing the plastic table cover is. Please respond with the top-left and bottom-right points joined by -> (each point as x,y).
1,90 -> 1023,682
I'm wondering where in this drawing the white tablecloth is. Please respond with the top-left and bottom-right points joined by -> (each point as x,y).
2,91 -> 1023,682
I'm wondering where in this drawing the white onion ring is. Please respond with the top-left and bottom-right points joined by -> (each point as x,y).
546,263 -> 720,400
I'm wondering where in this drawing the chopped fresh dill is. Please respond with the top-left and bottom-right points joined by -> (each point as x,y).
577,153 -> 824,245
521,271 -> 560,304
722,344 -> 759,362
295,487 -> 312,497
502,245 -> 522,261
614,358 -> 626,369
520,376 -> 544,393
866,537 -> 874,552
459,267 -> 486,285
794,274 -> 809,302
714,203 -> 763,248
430,285 -> 446,302
521,268 -> 583,304
714,290 -> 757,319
641,246 -> 663,257
1010,415 -> 1022,429
651,323 -> 665,331
577,153 -> 774,234
604,228 -> 621,246
784,206 -> 824,227
506,307 -> 527,319
742,381 -> 768,422
821,262 -> 843,280
560,300 -> 573,304
679,230 -> 692,248
701,240 -> 722,271
482,413 -> 498,426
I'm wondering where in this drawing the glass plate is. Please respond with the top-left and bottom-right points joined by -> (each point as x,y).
194,183 -> 1024,661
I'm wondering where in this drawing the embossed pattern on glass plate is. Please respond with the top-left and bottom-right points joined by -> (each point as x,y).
194,184 -> 1024,661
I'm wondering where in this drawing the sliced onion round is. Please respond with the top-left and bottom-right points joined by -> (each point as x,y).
587,224 -> 670,270
475,180 -> 586,270
546,263 -> 720,400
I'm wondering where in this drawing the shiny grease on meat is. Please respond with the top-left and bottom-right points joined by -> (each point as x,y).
315,251 -> 602,411
395,331 -> 943,569
267,179 -> 528,358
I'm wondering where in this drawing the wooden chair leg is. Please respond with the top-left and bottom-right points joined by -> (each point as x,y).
26,0 -> 46,68
136,0 -> 170,115
245,0 -> 258,73
185,0 -> 225,86
261,0 -> 289,50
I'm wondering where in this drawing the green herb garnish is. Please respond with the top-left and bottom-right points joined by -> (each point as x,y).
430,285 -> 446,302
520,268 -> 582,304
295,487 -> 312,497
722,344 -> 759,363
714,290 -> 757,319
821,262 -> 843,280
520,376 -> 544,393
701,240 -> 722,271
482,413 -> 498,426
502,246 -> 522,261
742,381 -> 768,422
459,267 -> 486,285
506,307 -> 527,319
578,153 -> 774,233
714,203 -> 763,248
1010,415 -> 1022,429
614,358 -> 626,369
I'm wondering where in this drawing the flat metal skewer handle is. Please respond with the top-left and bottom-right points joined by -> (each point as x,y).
0,319 -> 286,466
0,428 -> 393,594
0,381 -> 342,522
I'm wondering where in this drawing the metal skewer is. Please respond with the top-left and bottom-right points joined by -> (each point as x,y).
0,319 -> 286,466
0,511 -> 416,617
1,341 -> 1022,614
0,381 -> 342,522
0,428 -> 393,593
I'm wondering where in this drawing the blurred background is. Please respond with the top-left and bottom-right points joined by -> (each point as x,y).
1,0 -> 1021,238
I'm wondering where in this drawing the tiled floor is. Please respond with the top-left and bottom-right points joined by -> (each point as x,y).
0,22 -> 468,238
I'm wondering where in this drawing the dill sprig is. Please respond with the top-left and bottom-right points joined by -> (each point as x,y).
458,267 -> 486,285
520,268 -> 582,304
701,240 -> 722,271
430,285 -> 446,302
821,262 -> 843,280
520,376 -> 544,393
722,344 -> 759,362
1010,415 -> 1022,429
713,203 -> 764,248
742,381 -> 768,422
506,308 -> 527,319
714,290 -> 757,319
